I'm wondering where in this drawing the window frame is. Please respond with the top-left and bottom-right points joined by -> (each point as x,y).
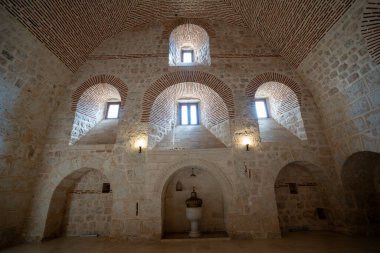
181,49 -> 194,63
254,98 -> 270,119
105,101 -> 121,119
178,102 -> 199,125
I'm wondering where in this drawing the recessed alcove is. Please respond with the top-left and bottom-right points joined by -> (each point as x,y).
341,151 -> 380,235
275,163 -> 329,233
148,82 -> 231,150
43,169 -> 112,240
161,167 -> 227,238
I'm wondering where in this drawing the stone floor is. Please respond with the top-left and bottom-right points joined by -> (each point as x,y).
1,231 -> 380,253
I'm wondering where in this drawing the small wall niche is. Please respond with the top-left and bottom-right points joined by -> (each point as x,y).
102,183 -> 111,193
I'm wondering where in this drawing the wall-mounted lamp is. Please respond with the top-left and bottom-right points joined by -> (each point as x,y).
136,139 -> 146,153
242,137 -> 251,151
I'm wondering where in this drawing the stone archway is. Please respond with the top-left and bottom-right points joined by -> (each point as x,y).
154,158 -> 236,238
43,168 -> 113,240
341,151 -> 380,235
274,162 -> 330,233
162,167 -> 225,236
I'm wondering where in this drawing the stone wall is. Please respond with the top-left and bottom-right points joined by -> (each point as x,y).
163,167 -> 225,233
30,18 -> 335,242
63,170 -> 113,236
298,0 -> 380,167
275,164 -> 329,232
0,8 -> 72,249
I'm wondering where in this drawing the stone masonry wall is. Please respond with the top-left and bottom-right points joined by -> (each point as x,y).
298,0 -> 380,168
164,167 -> 224,233
0,8 -> 72,249
63,170 -> 113,236
25,19 -> 337,243
275,164 -> 329,232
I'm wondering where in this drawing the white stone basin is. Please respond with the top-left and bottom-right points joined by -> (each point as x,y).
186,207 -> 202,237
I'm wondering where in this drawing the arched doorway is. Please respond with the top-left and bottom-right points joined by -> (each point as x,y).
161,167 -> 226,238
275,162 -> 329,233
43,168 -> 113,240
341,151 -> 380,235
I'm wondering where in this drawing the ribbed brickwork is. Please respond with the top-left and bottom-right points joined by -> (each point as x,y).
361,1 -> 380,65
71,75 -> 128,113
169,23 -> 210,66
0,0 -> 354,70
141,71 -> 234,122
150,82 -> 229,129
162,18 -> 216,39
246,72 -> 301,104
256,82 -> 299,116
229,0 -> 355,67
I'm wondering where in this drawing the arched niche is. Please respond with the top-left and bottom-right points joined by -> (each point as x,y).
169,23 -> 211,66
274,162 -> 329,233
43,168 -> 113,240
341,151 -> 380,235
148,82 -> 231,149
70,75 -> 128,145
161,166 -> 226,237
255,81 -> 307,141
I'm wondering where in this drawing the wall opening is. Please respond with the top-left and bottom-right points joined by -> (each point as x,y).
70,83 -> 121,145
161,167 -> 226,238
341,151 -> 380,235
43,169 -> 113,240
169,23 -> 211,66
255,81 -> 307,142
275,163 -> 329,233
148,82 -> 231,149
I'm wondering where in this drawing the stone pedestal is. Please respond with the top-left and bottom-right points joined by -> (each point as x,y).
186,207 -> 202,237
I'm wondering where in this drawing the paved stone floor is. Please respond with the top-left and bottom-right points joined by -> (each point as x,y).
1,231 -> 380,253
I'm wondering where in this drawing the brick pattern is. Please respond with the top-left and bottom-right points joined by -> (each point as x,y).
256,81 -> 306,140
169,23 -> 210,66
141,71 -> 235,122
0,0 -> 354,70
246,72 -> 302,103
71,74 -> 128,113
229,0 -> 355,67
162,18 -> 216,39
148,82 -> 230,148
361,1 -> 380,65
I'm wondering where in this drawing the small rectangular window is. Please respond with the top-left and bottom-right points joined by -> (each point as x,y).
106,102 -> 120,119
179,103 -> 199,125
255,99 -> 269,118
181,50 -> 194,63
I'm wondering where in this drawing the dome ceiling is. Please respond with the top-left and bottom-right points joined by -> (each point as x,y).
0,0 -> 355,71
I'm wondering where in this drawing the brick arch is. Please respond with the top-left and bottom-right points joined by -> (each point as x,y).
71,74 -> 128,112
246,72 -> 302,104
141,71 -> 234,122
161,18 -> 216,39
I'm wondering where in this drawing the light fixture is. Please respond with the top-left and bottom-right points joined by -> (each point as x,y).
136,139 -> 146,153
242,137 -> 251,151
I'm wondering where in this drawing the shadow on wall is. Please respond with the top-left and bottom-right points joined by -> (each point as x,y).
341,151 -> 380,235
275,162 -> 330,233
161,167 -> 226,236
43,168 -> 112,240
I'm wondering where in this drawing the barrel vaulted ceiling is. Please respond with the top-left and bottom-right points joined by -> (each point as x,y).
0,0 -> 355,71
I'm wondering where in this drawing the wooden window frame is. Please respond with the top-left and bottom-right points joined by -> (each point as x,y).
178,102 -> 199,125
105,101 -> 121,119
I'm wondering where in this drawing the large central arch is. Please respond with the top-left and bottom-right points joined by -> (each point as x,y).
141,71 -> 235,122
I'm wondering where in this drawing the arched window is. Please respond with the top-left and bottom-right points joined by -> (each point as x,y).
169,24 -> 211,66
255,81 -> 307,141
70,83 -> 121,145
